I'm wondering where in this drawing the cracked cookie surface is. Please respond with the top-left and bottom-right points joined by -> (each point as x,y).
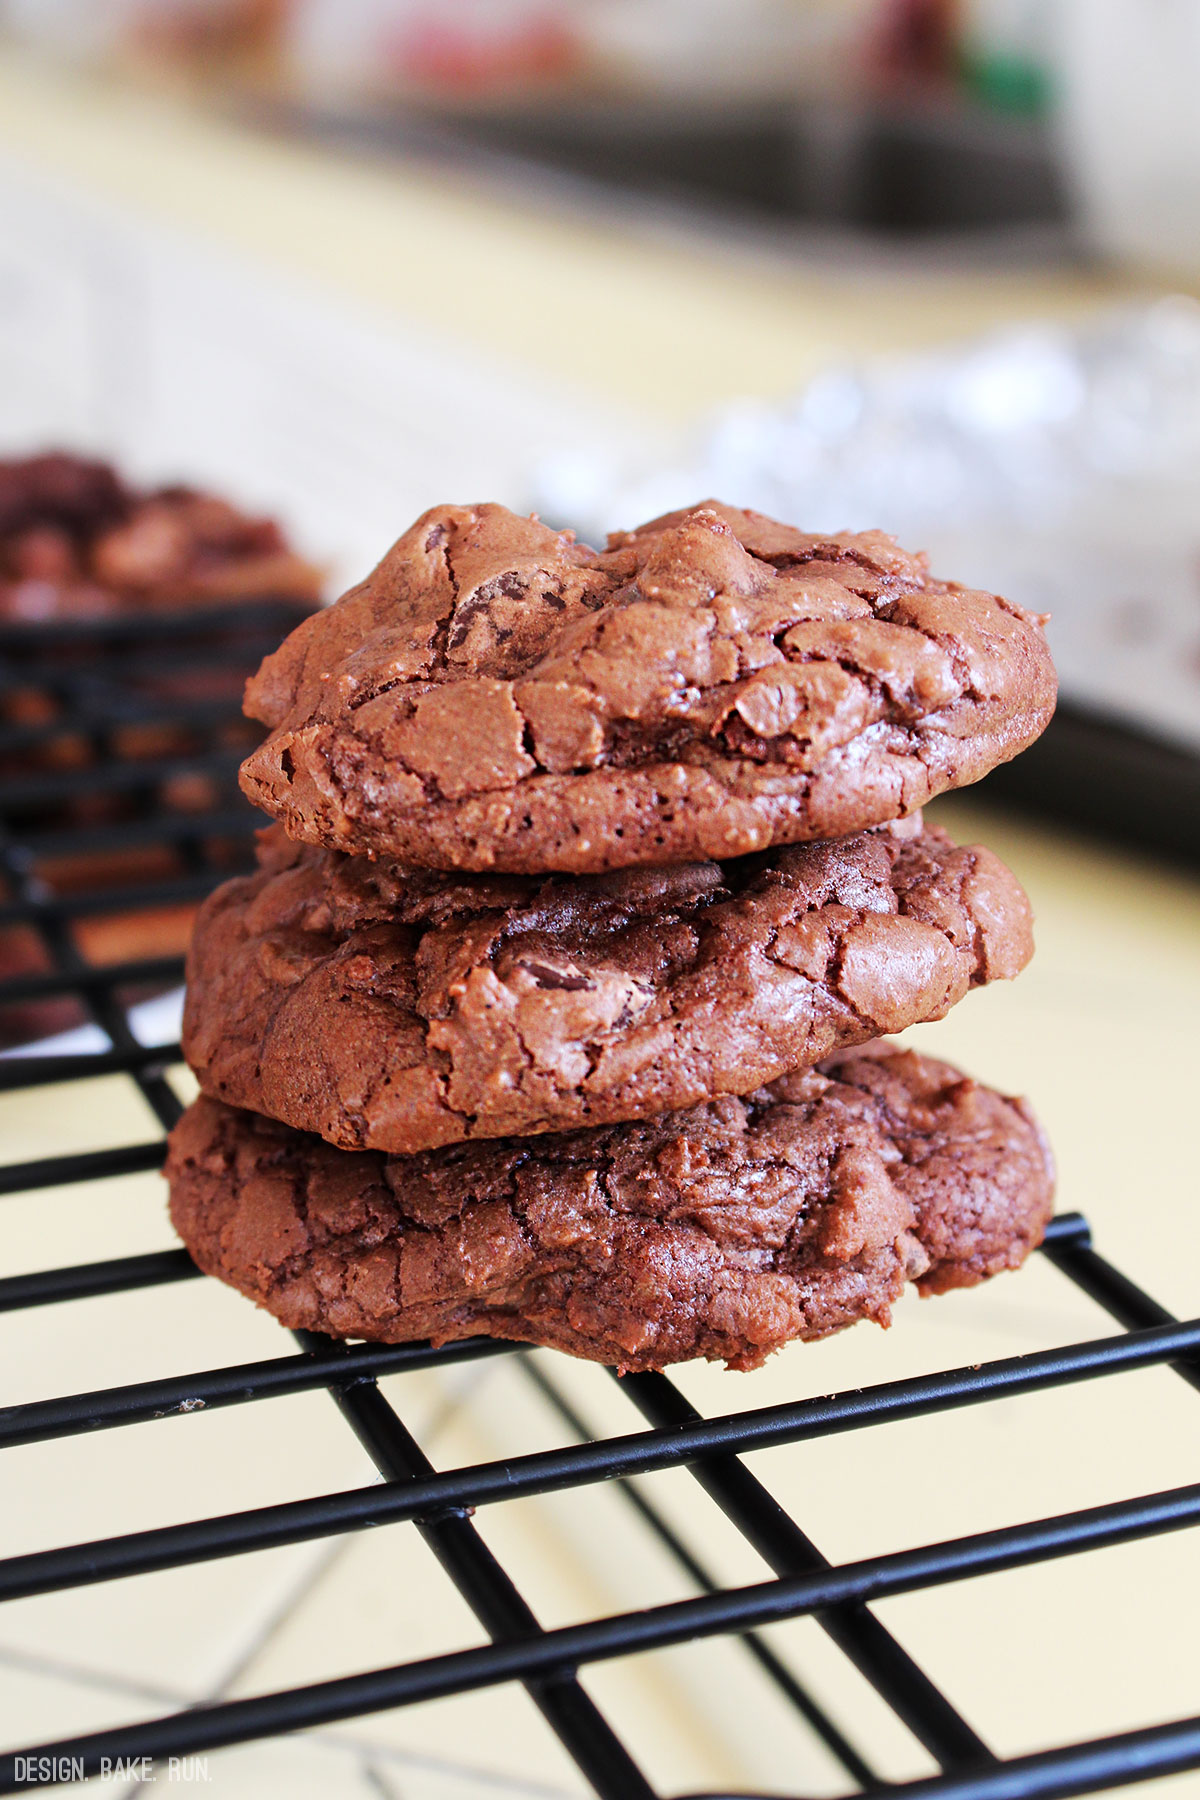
240,499 -> 1056,872
166,1042 -> 1054,1372
181,817 -> 1033,1154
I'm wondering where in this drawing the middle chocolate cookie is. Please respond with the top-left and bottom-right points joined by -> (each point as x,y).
183,817 -> 1032,1154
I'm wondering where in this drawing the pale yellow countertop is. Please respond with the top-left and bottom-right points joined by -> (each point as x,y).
0,49 -> 1145,418
0,45 -> 1198,1800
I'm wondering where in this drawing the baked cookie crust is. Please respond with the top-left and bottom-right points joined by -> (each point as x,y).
240,500 -> 1056,872
166,1043 -> 1054,1372
182,817 -> 1033,1154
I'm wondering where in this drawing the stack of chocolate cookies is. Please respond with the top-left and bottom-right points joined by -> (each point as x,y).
167,502 -> 1057,1373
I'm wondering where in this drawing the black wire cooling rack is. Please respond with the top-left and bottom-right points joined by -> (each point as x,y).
1,603 -> 1199,1800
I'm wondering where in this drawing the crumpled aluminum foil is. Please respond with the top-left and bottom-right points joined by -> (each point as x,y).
536,298 -> 1200,754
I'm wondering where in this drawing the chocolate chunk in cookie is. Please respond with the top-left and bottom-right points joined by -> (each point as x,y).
241,500 -> 1056,872
166,1042 -> 1055,1372
182,817 -> 1033,1154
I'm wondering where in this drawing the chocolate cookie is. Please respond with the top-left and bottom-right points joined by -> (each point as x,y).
240,500 -> 1055,872
0,923 -> 89,1047
0,452 -> 322,620
182,816 -> 1033,1154
166,1042 -> 1055,1372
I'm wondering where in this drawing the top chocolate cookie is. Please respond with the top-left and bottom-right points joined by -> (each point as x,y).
241,500 -> 1056,873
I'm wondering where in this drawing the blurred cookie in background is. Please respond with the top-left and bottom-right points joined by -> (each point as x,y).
0,450 -> 322,622
0,451 -> 326,1048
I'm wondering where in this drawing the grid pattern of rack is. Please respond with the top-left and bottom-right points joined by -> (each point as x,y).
1,606 -> 1199,1799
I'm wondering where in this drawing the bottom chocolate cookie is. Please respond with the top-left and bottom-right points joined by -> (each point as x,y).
165,1043 -> 1054,1373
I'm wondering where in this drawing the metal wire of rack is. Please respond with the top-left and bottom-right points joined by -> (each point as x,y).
1,604 -> 1199,1800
